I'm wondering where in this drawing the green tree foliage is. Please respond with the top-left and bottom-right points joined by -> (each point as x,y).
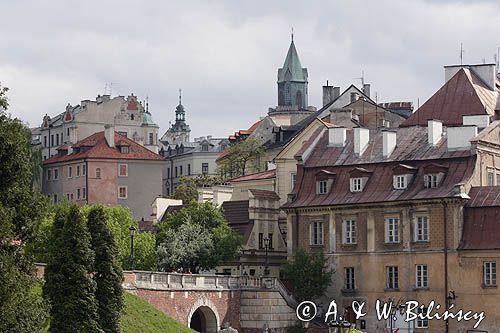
88,205 -> 124,333
283,248 -> 334,302
0,83 -> 49,332
157,219 -> 214,272
217,137 -> 264,178
171,174 -> 225,203
44,205 -> 103,333
156,201 -> 242,273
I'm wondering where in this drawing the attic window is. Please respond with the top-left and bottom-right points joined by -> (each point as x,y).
317,180 -> 328,195
424,174 -> 439,188
202,144 -> 209,152
393,175 -> 408,190
350,178 -> 363,192
120,146 -> 129,154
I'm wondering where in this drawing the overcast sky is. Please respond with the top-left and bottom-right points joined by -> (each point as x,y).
1,0 -> 499,138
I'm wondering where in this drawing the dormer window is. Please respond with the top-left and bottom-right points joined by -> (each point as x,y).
394,175 -> 407,190
120,146 -> 129,154
424,174 -> 438,188
317,180 -> 328,195
350,178 -> 363,192
202,144 -> 209,152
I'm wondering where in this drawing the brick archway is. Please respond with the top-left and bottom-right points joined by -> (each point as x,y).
187,297 -> 220,333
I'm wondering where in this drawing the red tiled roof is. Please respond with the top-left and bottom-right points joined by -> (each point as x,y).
466,186 -> 500,207
229,169 -> 276,183
43,131 -> 163,164
401,68 -> 496,127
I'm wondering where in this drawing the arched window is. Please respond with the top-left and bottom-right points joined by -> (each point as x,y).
96,168 -> 101,179
296,91 -> 303,107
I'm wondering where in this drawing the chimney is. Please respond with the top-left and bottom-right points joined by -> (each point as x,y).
328,127 -> 347,147
330,109 -> 353,127
382,130 -> 397,158
104,124 -> 115,148
427,119 -> 443,146
445,64 -> 496,90
447,126 -> 478,150
363,84 -> 371,98
462,115 -> 490,129
322,81 -> 335,106
333,87 -> 340,100
354,127 -> 370,155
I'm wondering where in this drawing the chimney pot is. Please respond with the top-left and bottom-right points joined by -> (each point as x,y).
354,127 -> 370,155
363,84 -> 371,98
427,120 -> 443,146
322,85 -> 335,106
382,130 -> 397,158
328,127 -> 347,147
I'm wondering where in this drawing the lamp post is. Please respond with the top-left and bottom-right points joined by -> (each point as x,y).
263,236 -> 270,276
327,318 -> 351,333
129,225 -> 136,270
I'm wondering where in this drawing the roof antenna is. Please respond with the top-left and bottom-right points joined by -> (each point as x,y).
460,42 -> 465,65
179,89 -> 182,105
291,27 -> 294,42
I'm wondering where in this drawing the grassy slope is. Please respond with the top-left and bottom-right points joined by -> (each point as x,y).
121,291 -> 195,333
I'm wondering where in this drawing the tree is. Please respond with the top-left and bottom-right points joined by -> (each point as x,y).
88,205 -> 124,333
283,249 -> 334,302
0,83 -> 49,332
157,219 -> 214,273
156,201 -> 242,273
217,137 -> 264,178
171,174 -> 225,203
44,205 -> 103,333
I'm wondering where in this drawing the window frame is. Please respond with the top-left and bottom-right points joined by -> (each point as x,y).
68,166 -> 72,178
118,186 -> 128,199
118,163 -> 128,177
202,163 -> 209,175
416,307 -> 429,328
484,261 -> 497,287
386,266 -> 399,290
344,267 -> 355,290
385,217 -> 400,243
416,264 -> 428,288
47,169 -> 52,181
343,219 -> 357,245
424,173 -> 438,188
350,177 -> 363,192
53,168 -> 59,180
415,215 -> 429,242
76,165 -> 81,177
317,180 -> 328,195
291,173 -> 297,191
310,221 -> 324,246
394,175 -> 407,189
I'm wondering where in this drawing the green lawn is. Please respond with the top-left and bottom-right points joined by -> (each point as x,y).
121,291 -> 195,333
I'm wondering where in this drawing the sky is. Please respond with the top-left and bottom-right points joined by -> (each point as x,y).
1,0 -> 499,138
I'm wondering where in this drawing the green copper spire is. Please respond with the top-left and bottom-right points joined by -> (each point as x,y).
278,38 -> 307,83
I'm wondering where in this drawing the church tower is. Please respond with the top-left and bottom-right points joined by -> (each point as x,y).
161,90 -> 191,144
269,34 -> 315,122
277,34 -> 308,109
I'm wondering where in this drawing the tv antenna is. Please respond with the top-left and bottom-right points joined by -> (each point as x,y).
460,43 -> 465,65
355,70 -> 365,87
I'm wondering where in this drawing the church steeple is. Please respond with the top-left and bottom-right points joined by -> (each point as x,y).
167,89 -> 190,143
277,35 -> 308,109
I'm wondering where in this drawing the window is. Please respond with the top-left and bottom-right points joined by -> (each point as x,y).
202,163 -> 209,175
96,168 -> 101,179
497,172 -> 500,186
68,166 -> 72,178
130,114 -> 135,120
67,128 -> 70,137
416,307 -> 429,328
77,188 -> 81,199
310,221 -> 324,245
487,170 -> 495,186
424,174 -> 438,188
385,217 -> 400,243
386,266 -> 399,289
70,193 -> 74,201
167,168 -> 171,178
350,178 -> 363,192
268,233 -> 273,249
343,219 -> 357,244
76,165 -> 80,177
258,233 -> 264,249
179,165 -> 183,175
484,262 -> 497,287
119,164 -> 128,177
47,169 -> 52,181
82,164 -> 86,176
394,175 -> 407,189
202,144 -> 209,152
415,215 -> 429,242
188,164 -> 191,176
66,193 -> 70,200
56,133 -> 59,146
118,186 -> 128,199
416,264 -> 428,288
53,194 -> 58,204
53,168 -> 59,180
175,167 -> 178,177
120,146 -> 129,154
149,132 -> 154,145
344,267 -> 355,290
44,136 -> 47,147
291,173 -> 297,191
118,131 -> 127,137
51,134 -> 54,146
82,187 -> 86,199
317,180 -> 328,195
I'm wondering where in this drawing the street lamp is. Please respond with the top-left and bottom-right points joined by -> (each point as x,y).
263,236 -> 270,276
129,225 -> 136,270
327,318 -> 351,333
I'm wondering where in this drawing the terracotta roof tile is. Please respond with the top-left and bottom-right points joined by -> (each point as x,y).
44,131 -> 163,164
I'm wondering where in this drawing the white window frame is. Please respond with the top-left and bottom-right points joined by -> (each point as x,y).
350,177 -> 363,192
76,165 -> 81,177
291,173 -> 297,191
202,163 -> 209,175
416,307 -> 429,328
118,163 -> 128,177
386,266 -> 399,289
484,262 -> 497,287
68,166 -> 72,178
394,175 -> 407,189
53,168 -> 59,180
118,186 -> 128,199
310,221 -> 324,246
415,215 -> 429,242
385,217 -> 400,243
82,187 -> 86,200
343,219 -> 357,244
77,188 -> 81,199
344,267 -> 355,290
416,264 -> 428,288
82,164 -> 86,176
424,173 -> 438,188
317,180 -> 328,195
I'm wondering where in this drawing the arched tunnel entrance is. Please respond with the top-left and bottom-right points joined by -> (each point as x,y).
189,306 -> 218,333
